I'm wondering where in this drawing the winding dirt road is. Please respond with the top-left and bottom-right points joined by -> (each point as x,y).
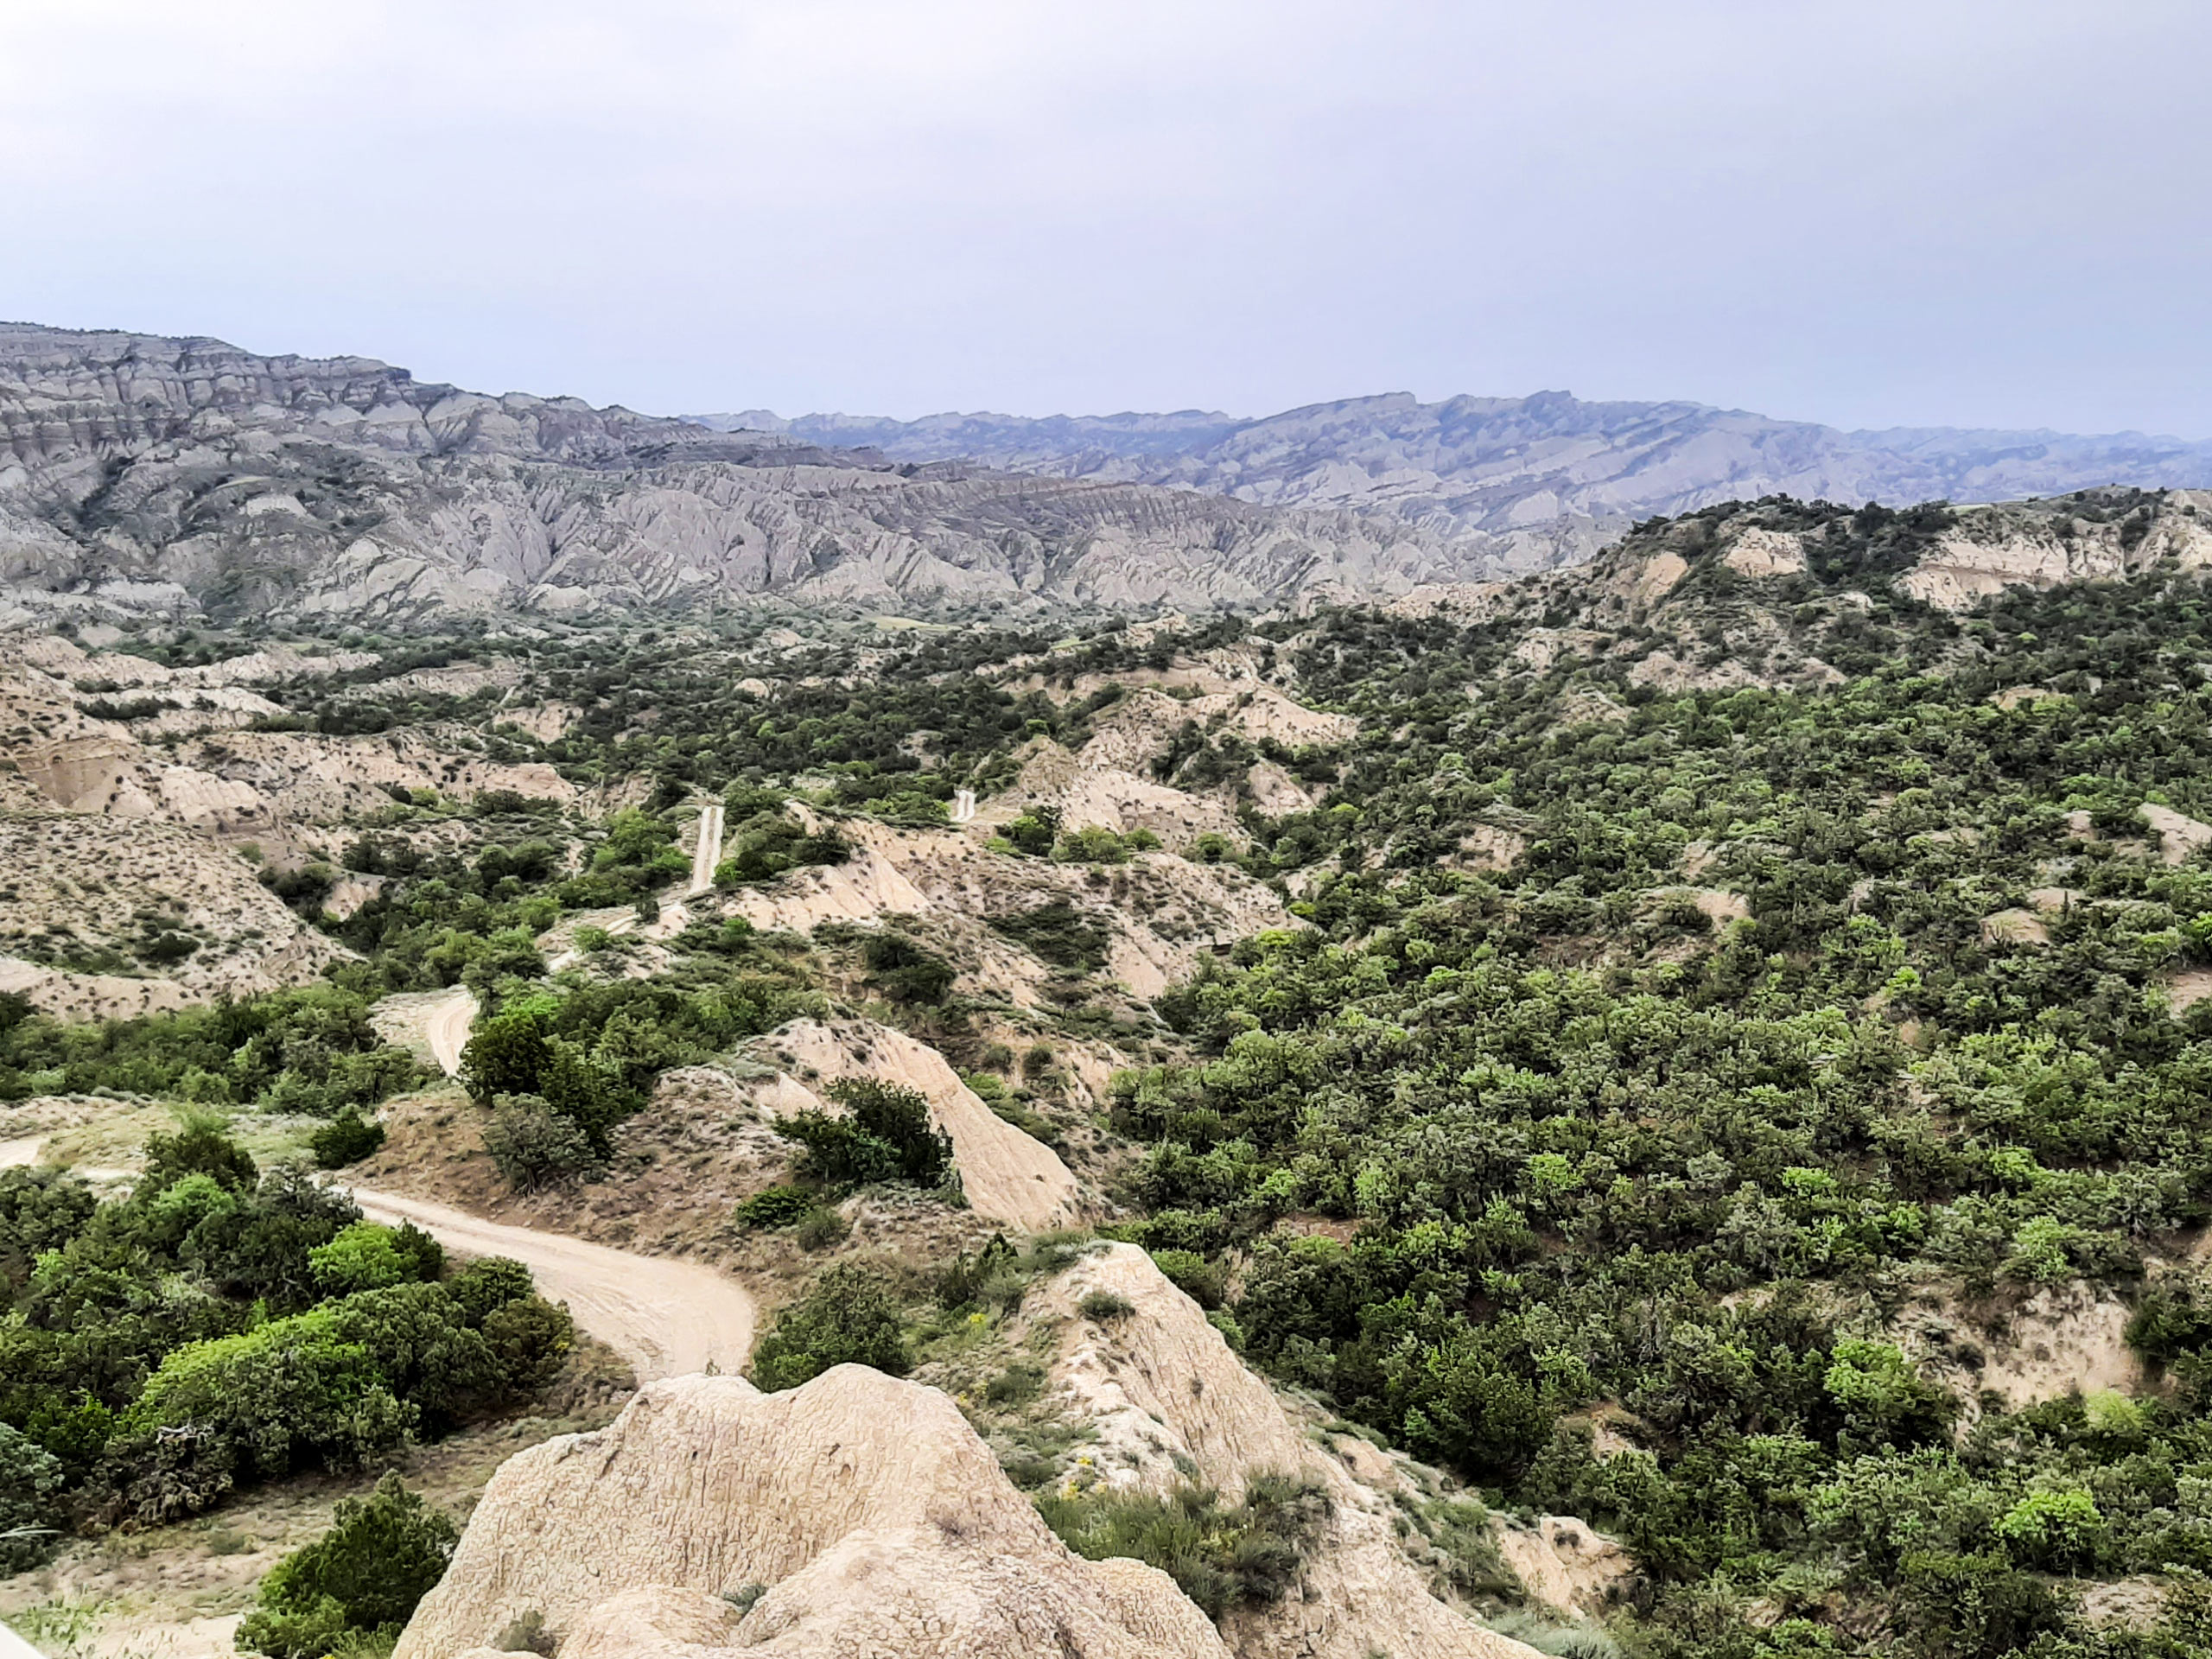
344,1185 -> 756,1382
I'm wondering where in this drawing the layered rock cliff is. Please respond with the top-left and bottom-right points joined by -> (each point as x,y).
0,326 -> 1492,626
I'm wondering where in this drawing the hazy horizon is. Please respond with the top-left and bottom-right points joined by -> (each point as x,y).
5,3 -> 2209,439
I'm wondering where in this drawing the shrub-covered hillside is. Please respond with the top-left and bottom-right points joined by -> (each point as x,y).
1103,498 -> 2212,1657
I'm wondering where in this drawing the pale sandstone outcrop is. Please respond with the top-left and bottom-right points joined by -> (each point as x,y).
1720,526 -> 1808,578
2139,803 -> 2212,868
1902,493 -> 2212,611
1899,1283 -> 2148,1418
713,813 -> 1294,1005
395,1368 -> 1229,1659
1492,1516 -> 1635,1620
0,810 -> 346,1019
1033,1245 -> 1545,1659
1006,740 -> 1245,852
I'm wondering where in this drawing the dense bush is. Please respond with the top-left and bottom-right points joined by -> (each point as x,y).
483,1093 -> 603,1189
1035,1474 -> 1329,1620
988,900 -> 1111,971
750,1263 -> 910,1391
237,1472 -> 459,1659
734,1184 -> 823,1230
310,1113 -> 387,1169
860,932 -> 956,1005
0,1421 -> 65,1573
0,1122 -> 571,1531
0,988 -> 417,1112
773,1077 -> 955,1192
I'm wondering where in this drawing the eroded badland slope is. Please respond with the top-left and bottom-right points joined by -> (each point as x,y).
16,486 -> 2212,1659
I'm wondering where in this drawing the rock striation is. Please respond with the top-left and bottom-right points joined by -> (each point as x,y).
0,326 -> 1495,626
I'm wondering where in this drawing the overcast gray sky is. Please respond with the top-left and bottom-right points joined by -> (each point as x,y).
3,1 -> 2207,435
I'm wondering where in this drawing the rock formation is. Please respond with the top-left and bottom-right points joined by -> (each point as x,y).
1032,1244 -> 1543,1659
0,326 -> 1496,626
392,1366 -> 1232,1659
696,392 -> 2212,574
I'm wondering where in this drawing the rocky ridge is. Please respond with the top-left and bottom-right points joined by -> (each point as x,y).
696,391 -> 2212,573
0,326 -> 1497,626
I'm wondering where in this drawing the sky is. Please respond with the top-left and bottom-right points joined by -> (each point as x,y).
3,1 -> 2209,435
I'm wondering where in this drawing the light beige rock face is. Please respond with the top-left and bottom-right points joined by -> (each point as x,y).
1492,1516 -> 1635,1620
395,1368 -> 1229,1659
1033,1246 -> 1544,1659
1900,492 -> 2212,611
1007,740 -> 1246,853
710,812 -> 1294,1007
2139,803 -> 2212,868
1899,1283 -> 2148,1417
1720,526 -> 1808,577
0,633 -> 574,833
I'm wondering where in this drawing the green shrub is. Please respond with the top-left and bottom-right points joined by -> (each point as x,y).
492,1612 -> 555,1656
0,1166 -> 95,1287
1823,1339 -> 1950,1452
459,1012 -> 550,1108
937,1234 -> 1020,1310
113,1308 -> 413,1520
310,1114 -> 386,1169
2126,1284 -> 2212,1366
1078,1290 -> 1135,1322
0,1421 -> 65,1573
774,1077 -> 953,1191
237,1472 -> 459,1659
309,1222 -> 444,1297
111,1274 -> 569,1522
1004,807 -> 1060,857
143,1116 -> 259,1198
1035,1473 -> 1329,1620
445,1255 -> 537,1322
750,1263 -> 910,1391
1995,1489 -> 2107,1572
988,900 -> 1110,971
484,1094 -> 602,1190
1149,1249 -> 1224,1310
985,1363 -> 1044,1407
793,1208 -> 850,1252
860,933 -> 956,1005
735,1185 -> 822,1229
1054,825 -> 1133,864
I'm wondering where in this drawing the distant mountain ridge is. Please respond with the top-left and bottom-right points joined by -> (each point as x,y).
0,325 -> 1493,627
690,392 -> 2212,568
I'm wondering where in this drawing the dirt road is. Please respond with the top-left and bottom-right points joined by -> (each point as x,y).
951,788 -> 976,823
343,1186 -> 755,1381
424,988 -> 475,1077
689,801 -> 726,895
